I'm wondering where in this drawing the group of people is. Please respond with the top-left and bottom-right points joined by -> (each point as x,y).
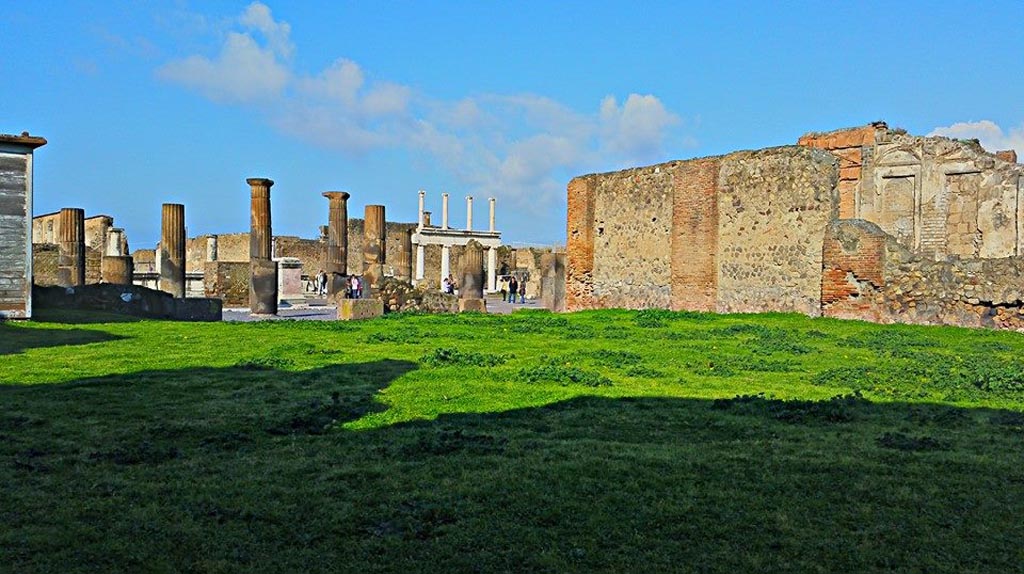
441,274 -> 457,295
312,270 -> 362,299
499,275 -> 526,304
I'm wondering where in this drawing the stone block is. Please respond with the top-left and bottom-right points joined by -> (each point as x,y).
250,258 -> 278,315
338,298 -> 383,321
458,298 -> 487,313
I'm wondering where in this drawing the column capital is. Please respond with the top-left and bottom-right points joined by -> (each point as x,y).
246,178 -> 274,188
322,191 -> 351,202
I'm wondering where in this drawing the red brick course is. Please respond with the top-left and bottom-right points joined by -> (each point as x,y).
670,157 -> 720,311
566,176 -> 597,311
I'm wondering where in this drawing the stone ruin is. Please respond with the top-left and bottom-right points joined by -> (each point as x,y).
567,122 -> 1024,329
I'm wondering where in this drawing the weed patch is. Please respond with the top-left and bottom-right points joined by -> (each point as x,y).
421,348 -> 510,367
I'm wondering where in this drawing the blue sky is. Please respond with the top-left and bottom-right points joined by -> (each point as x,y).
4,1 -> 1022,249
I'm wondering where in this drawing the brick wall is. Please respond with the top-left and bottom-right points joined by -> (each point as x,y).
820,220 -> 889,322
566,176 -> 597,310
670,157 -> 720,311
203,261 -> 249,307
798,123 -> 882,219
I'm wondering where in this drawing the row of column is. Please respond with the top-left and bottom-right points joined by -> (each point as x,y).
419,191 -> 496,232
55,207 -> 134,288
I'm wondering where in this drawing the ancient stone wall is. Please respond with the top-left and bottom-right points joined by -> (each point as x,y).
715,147 -> 838,316
203,261 -> 249,307
31,244 -> 59,286
32,213 -> 113,254
799,124 -> 1023,261
276,237 -> 325,275
567,146 -> 838,314
822,219 -> 1024,329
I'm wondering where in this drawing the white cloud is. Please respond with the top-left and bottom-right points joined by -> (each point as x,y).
600,94 -> 681,163
929,120 -> 1024,158
157,3 -> 691,207
157,32 -> 290,103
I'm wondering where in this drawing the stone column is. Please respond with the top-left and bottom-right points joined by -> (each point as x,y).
395,228 -> 413,282
442,192 -> 450,230
322,191 -> 350,295
160,203 -> 186,298
101,255 -> 133,285
363,205 -> 386,290
105,228 -> 127,257
57,207 -> 85,287
489,197 -> 496,232
459,240 -> 486,312
248,177 -> 277,315
487,246 -> 497,292
206,235 -> 218,262
440,244 -> 451,286
418,190 -> 425,228
415,242 -> 425,281
466,196 -> 473,231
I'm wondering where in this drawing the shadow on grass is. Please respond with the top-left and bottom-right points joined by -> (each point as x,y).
29,308 -> 147,324
2,363 -> 1023,573
0,322 -> 126,356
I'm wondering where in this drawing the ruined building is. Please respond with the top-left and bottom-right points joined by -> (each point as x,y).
567,122 -> 1024,329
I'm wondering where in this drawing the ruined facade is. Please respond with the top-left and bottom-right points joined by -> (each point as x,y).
0,133 -> 46,319
567,123 -> 1024,329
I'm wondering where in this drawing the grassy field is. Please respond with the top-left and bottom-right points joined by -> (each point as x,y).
2,308 -> 1023,573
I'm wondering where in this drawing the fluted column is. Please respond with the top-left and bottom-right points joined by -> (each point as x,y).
322,191 -> 350,295
395,228 -> 413,282
460,240 -> 484,299
363,204 -> 386,290
248,177 -> 277,314
442,192 -> 450,230
57,207 -> 85,287
466,196 -> 473,231
160,203 -> 186,298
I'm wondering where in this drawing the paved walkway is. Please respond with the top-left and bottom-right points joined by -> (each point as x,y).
222,295 -> 542,322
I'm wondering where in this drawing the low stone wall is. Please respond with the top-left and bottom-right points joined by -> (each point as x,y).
33,284 -> 222,321
204,261 -> 249,307
822,219 -> 1024,329
375,277 -> 458,313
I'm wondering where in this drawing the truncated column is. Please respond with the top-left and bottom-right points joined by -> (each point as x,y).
160,203 -> 185,297
248,177 -> 277,314
101,256 -> 133,285
458,239 -> 486,312
322,191 -> 350,295
395,228 -> 413,282
363,205 -> 386,290
57,207 -> 85,287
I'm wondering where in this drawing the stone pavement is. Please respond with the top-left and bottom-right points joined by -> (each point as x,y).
222,294 -> 541,321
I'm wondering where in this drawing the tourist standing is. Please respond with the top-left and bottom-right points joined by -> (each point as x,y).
316,269 -> 327,296
508,276 -> 518,305
499,276 -> 509,301
518,278 -> 526,304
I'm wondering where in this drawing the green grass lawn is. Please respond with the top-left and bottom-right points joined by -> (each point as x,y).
2,308 -> 1023,573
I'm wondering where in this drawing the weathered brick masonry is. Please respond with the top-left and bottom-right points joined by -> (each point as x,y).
567,122 -> 1024,329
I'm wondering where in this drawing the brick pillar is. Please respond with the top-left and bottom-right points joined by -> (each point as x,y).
248,177 -> 277,314
160,203 -> 186,298
101,256 -> 133,285
57,207 -> 85,287
566,177 -> 596,310
394,228 -> 413,282
322,191 -> 350,295
670,158 -> 721,312
458,240 -> 486,312
363,205 -> 386,290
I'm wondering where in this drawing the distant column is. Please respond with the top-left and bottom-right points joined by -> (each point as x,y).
105,228 -> 127,257
248,177 -> 277,314
206,235 -> 218,262
418,190 -> 425,228
458,240 -> 486,312
160,203 -> 186,298
101,256 -> 133,285
415,242 -> 425,281
442,192 -> 450,230
57,207 -> 85,287
363,204 -> 386,290
395,228 -> 413,282
440,245 -> 451,286
486,247 -> 497,292
322,191 -> 350,295
489,197 -> 496,232
466,196 -> 473,231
